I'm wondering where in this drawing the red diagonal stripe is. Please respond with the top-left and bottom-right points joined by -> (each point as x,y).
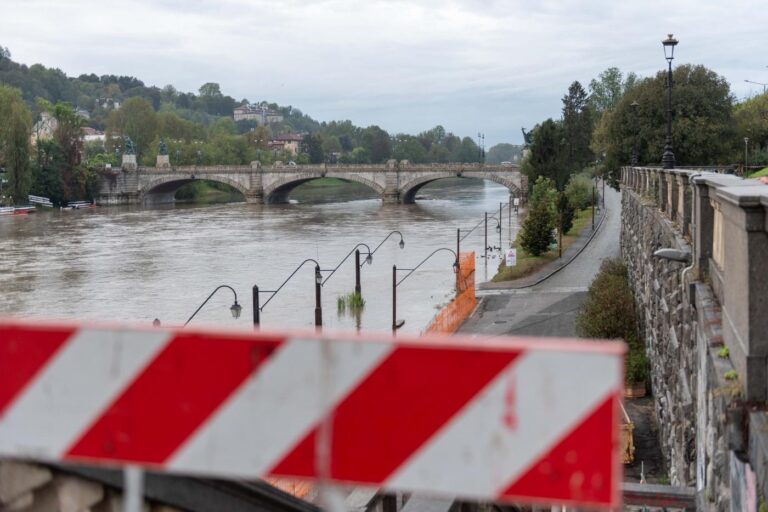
499,394 -> 617,507
0,325 -> 73,417
269,346 -> 521,483
65,333 -> 283,464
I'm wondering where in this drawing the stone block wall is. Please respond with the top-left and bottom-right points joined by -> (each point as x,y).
621,166 -> 768,511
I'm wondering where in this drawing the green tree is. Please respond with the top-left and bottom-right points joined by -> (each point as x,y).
596,64 -> 735,184
518,176 -> 557,256
562,81 -> 594,175
557,192 -> 575,234
0,85 -> 32,202
521,119 -> 568,189
588,67 -> 638,119
564,173 -> 594,210
733,91 -> 768,164
32,140 -> 64,203
302,133 -> 325,163
361,125 -> 391,163
106,97 -> 158,159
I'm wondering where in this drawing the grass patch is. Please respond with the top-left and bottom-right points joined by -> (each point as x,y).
492,207 -> 594,282
748,167 -> 768,178
337,291 -> 365,312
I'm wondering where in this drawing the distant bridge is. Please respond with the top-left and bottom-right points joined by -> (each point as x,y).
95,159 -> 525,205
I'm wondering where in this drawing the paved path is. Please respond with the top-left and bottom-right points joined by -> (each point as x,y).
459,185 -> 621,338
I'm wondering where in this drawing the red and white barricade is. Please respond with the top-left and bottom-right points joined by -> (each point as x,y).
0,318 -> 625,509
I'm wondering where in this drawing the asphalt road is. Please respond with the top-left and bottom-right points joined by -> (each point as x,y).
459,185 -> 621,338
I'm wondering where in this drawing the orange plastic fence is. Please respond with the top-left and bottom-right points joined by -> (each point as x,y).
424,252 -> 476,335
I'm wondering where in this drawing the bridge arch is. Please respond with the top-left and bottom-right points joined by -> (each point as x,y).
139,175 -> 249,203
398,173 -> 523,204
263,173 -> 385,204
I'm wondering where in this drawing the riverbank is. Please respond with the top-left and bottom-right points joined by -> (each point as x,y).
489,206 -> 599,284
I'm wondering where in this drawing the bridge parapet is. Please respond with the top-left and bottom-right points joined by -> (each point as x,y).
621,166 -> 768,507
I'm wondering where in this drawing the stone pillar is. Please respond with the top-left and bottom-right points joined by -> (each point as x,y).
639,168 -> 647,195
712,185 -> 768,402
676,173 -> 691,236
383,160 -> 400,203
156,154 -> 171,168
246,160 -> 264,204
667,172 -> 678,222
122,153 -> 137,171
658,170 -> 668,212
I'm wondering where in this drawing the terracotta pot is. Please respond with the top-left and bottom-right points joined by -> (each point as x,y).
624,380 -> 647,398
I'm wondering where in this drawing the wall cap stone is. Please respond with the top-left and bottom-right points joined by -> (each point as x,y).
715,185 -> 768,208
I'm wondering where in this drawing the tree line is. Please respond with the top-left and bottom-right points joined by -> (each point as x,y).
0,46 -> 508,204
517,64 -> 768,258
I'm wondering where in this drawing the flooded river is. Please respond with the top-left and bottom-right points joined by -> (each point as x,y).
0,179 -> 519,334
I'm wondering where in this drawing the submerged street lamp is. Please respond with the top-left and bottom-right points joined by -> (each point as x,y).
662,34 -> 679,169
321,243 -> 373,297
184,284 -> 241,326
392,248 -> 459,333
253,259 -> 323,329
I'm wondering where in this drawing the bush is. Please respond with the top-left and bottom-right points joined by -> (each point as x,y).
565,173 -> 594,210
576,258 -> 647,384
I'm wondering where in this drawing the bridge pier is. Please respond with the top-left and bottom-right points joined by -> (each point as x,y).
245,191 -> 264,204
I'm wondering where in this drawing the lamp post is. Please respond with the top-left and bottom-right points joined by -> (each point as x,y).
662,34 -> 678,169
745,80 -> 767,94
484,212 -> 502,257
392,248 -> 459,333
321,243 -> 373,296
745,137 -> 750,175
630,100 -> 639,166
252,259 -> 323,329
184,285 -> 242,326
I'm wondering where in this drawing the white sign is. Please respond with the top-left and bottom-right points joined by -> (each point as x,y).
513,198 -> 520,206
505,248 -> 517,267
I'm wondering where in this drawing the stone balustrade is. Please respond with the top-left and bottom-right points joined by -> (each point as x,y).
621,165 -> 768,510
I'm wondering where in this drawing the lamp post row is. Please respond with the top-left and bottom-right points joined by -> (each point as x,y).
184,201 -> 518,331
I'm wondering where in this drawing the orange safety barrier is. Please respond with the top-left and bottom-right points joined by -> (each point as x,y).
425,252 -> 476,335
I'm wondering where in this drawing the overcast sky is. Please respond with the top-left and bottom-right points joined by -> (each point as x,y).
2,0 -> 766,146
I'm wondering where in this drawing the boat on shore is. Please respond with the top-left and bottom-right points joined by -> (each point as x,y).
0,205 -> 36,216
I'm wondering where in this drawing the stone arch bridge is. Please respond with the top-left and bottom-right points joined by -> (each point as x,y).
95,160 -> 526,205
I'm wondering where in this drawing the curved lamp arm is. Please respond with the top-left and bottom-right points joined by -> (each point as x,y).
396,247 -> 458,287
460,214 -> 502,241
322,243 -> 372,285
370,230 -> 405,256
184,285 -> 241,326
259,258 -> 321,311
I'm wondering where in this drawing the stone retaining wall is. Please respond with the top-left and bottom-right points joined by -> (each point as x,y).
621,166 -> 768,511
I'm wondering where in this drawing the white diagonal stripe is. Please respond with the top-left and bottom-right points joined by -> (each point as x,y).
168,337 -> 394,477
385,350 -> 621,499
0,328 -> 171,459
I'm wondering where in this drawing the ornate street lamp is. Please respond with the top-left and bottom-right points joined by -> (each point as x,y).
392,248 -> 459,333
630,100 -> 640,166
661,34 -> 678,169
184,285 -> 242,326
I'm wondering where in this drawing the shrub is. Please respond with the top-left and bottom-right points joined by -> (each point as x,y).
576,257 -> 647,384
565,173 -> 594,210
